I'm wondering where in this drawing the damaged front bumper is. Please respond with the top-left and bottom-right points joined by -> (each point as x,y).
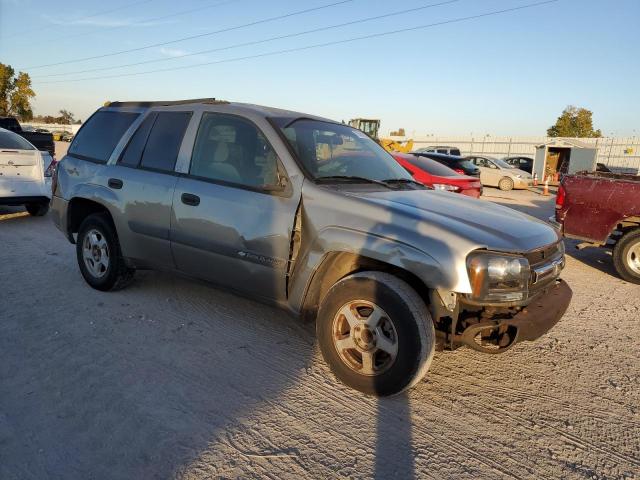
453,279 -> 572,354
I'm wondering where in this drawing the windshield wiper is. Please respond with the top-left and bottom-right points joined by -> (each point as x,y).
381,178 -> 426,188
316,175 -> 393,189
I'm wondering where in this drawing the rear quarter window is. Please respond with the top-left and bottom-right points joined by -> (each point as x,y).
69,110 -> 139,163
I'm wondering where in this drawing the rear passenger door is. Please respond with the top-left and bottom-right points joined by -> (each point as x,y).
170,112 -> 299,302
108,111 -> 192,269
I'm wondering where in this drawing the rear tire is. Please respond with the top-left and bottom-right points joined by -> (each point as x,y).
498,177 -> 514,191
316,271 -> 435,396
76,213 -> 135,291
25,201 -> 50,216
613,229 -> 640,284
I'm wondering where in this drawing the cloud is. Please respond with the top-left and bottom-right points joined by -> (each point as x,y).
41,13 -> 169,28
159,47 -> 190,58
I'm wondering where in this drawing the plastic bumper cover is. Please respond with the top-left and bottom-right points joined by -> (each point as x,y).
456,279 -> 572,353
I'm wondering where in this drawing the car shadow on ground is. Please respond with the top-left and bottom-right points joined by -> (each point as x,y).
0,214 -> 424,479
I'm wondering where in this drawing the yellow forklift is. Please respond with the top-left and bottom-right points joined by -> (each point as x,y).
348,118 -> 414,153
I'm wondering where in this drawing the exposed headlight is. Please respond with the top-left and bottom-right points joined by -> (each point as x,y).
466,252 -> 530,302
432,183 -> 460,192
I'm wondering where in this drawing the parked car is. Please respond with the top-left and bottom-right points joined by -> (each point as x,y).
392,152 -> 482,198
410,151 -> 480,177
0,127 -> 52,215
467,155 -> 533,191
413,146 -> 462,156
504,156 -> 534,174
554,172 -> 640,283
52,130 -> 74,142
51,99 -> 571,396
0,117 -> 55,158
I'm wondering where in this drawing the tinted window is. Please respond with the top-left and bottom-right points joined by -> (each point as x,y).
118,113 -> 157,167
190,113 -> 280,189
406,156 -> 459,176
140,112 -> 191,172
0,129 -> 35,150
69,111 -> 138,162
0,118 -> 21,132
436,149 -> 448,154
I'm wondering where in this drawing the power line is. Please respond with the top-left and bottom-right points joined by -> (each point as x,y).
33,0 -> 462,79
25,0 -> 242,47
21,0 -> 355,70
35,0 -> 559,85
2,0 -> 157,39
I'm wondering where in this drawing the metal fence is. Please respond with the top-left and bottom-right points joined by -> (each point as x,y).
389,135 -> 640,174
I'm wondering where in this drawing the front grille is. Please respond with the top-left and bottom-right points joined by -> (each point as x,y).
526,242 -> 564,296
525,242 -> 562,268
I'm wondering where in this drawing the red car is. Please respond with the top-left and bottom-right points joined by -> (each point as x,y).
392,153 -> 482,198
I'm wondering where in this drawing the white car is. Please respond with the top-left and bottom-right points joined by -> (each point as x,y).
0,127 -> 53,216
466,155 -> 533,191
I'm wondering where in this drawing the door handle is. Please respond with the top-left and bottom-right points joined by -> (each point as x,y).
181,193 -> 200,206
108,178 -> 123,189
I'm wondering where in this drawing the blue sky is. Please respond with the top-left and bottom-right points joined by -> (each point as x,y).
1,0 -> 638,135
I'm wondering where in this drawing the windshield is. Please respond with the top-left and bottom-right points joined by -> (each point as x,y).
491,157 -> 514,169
0,129 -> 35,150
279,120 -> 412,182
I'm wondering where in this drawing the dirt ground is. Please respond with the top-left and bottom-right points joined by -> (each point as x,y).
0,182 -> 638,479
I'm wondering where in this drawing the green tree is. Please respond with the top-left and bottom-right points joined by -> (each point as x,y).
0,63 -> 36,121
547,106 -> 602,138
58,109 -> 76,125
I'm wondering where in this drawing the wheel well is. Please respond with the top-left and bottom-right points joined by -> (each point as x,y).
67,198 -> 112,238
301,252 -> 431,322
608,218 -> 640,246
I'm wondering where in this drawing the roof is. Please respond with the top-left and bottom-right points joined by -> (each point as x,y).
104,99 -> 335,124
535,138 -> 596,149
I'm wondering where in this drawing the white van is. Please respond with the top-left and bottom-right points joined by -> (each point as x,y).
0,127 -> 52,216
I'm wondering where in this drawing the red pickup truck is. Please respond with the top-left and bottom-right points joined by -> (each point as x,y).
555,172 -> 640,283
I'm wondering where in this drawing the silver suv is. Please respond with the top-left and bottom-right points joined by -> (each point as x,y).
51,99 -> 572,396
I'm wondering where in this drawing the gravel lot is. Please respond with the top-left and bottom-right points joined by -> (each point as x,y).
0,183 -> 638,479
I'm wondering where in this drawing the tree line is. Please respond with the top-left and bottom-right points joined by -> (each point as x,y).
1,62 -> 80,124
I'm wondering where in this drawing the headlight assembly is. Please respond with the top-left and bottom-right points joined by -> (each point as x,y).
466,252 -> 530,302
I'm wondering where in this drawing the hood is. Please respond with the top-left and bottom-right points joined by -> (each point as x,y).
345,188 -> 558,253
507,168 -> 532,178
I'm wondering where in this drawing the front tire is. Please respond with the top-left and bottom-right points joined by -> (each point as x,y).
498,177 -> 514,191
25,201 -> 49,216
76,213 -> 135,291
613,229 -> 640,284
317,272 -> 435,396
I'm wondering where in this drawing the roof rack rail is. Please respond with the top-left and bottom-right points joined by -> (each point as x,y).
106,98 -> 225,108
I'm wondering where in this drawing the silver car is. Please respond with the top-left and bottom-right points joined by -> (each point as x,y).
467,155 -> 533,190
51,99 -> 571,396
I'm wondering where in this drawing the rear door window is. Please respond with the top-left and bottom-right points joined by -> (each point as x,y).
118,113 -> 157,167
69,110 -> 138,163
140,112 -> 192,172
